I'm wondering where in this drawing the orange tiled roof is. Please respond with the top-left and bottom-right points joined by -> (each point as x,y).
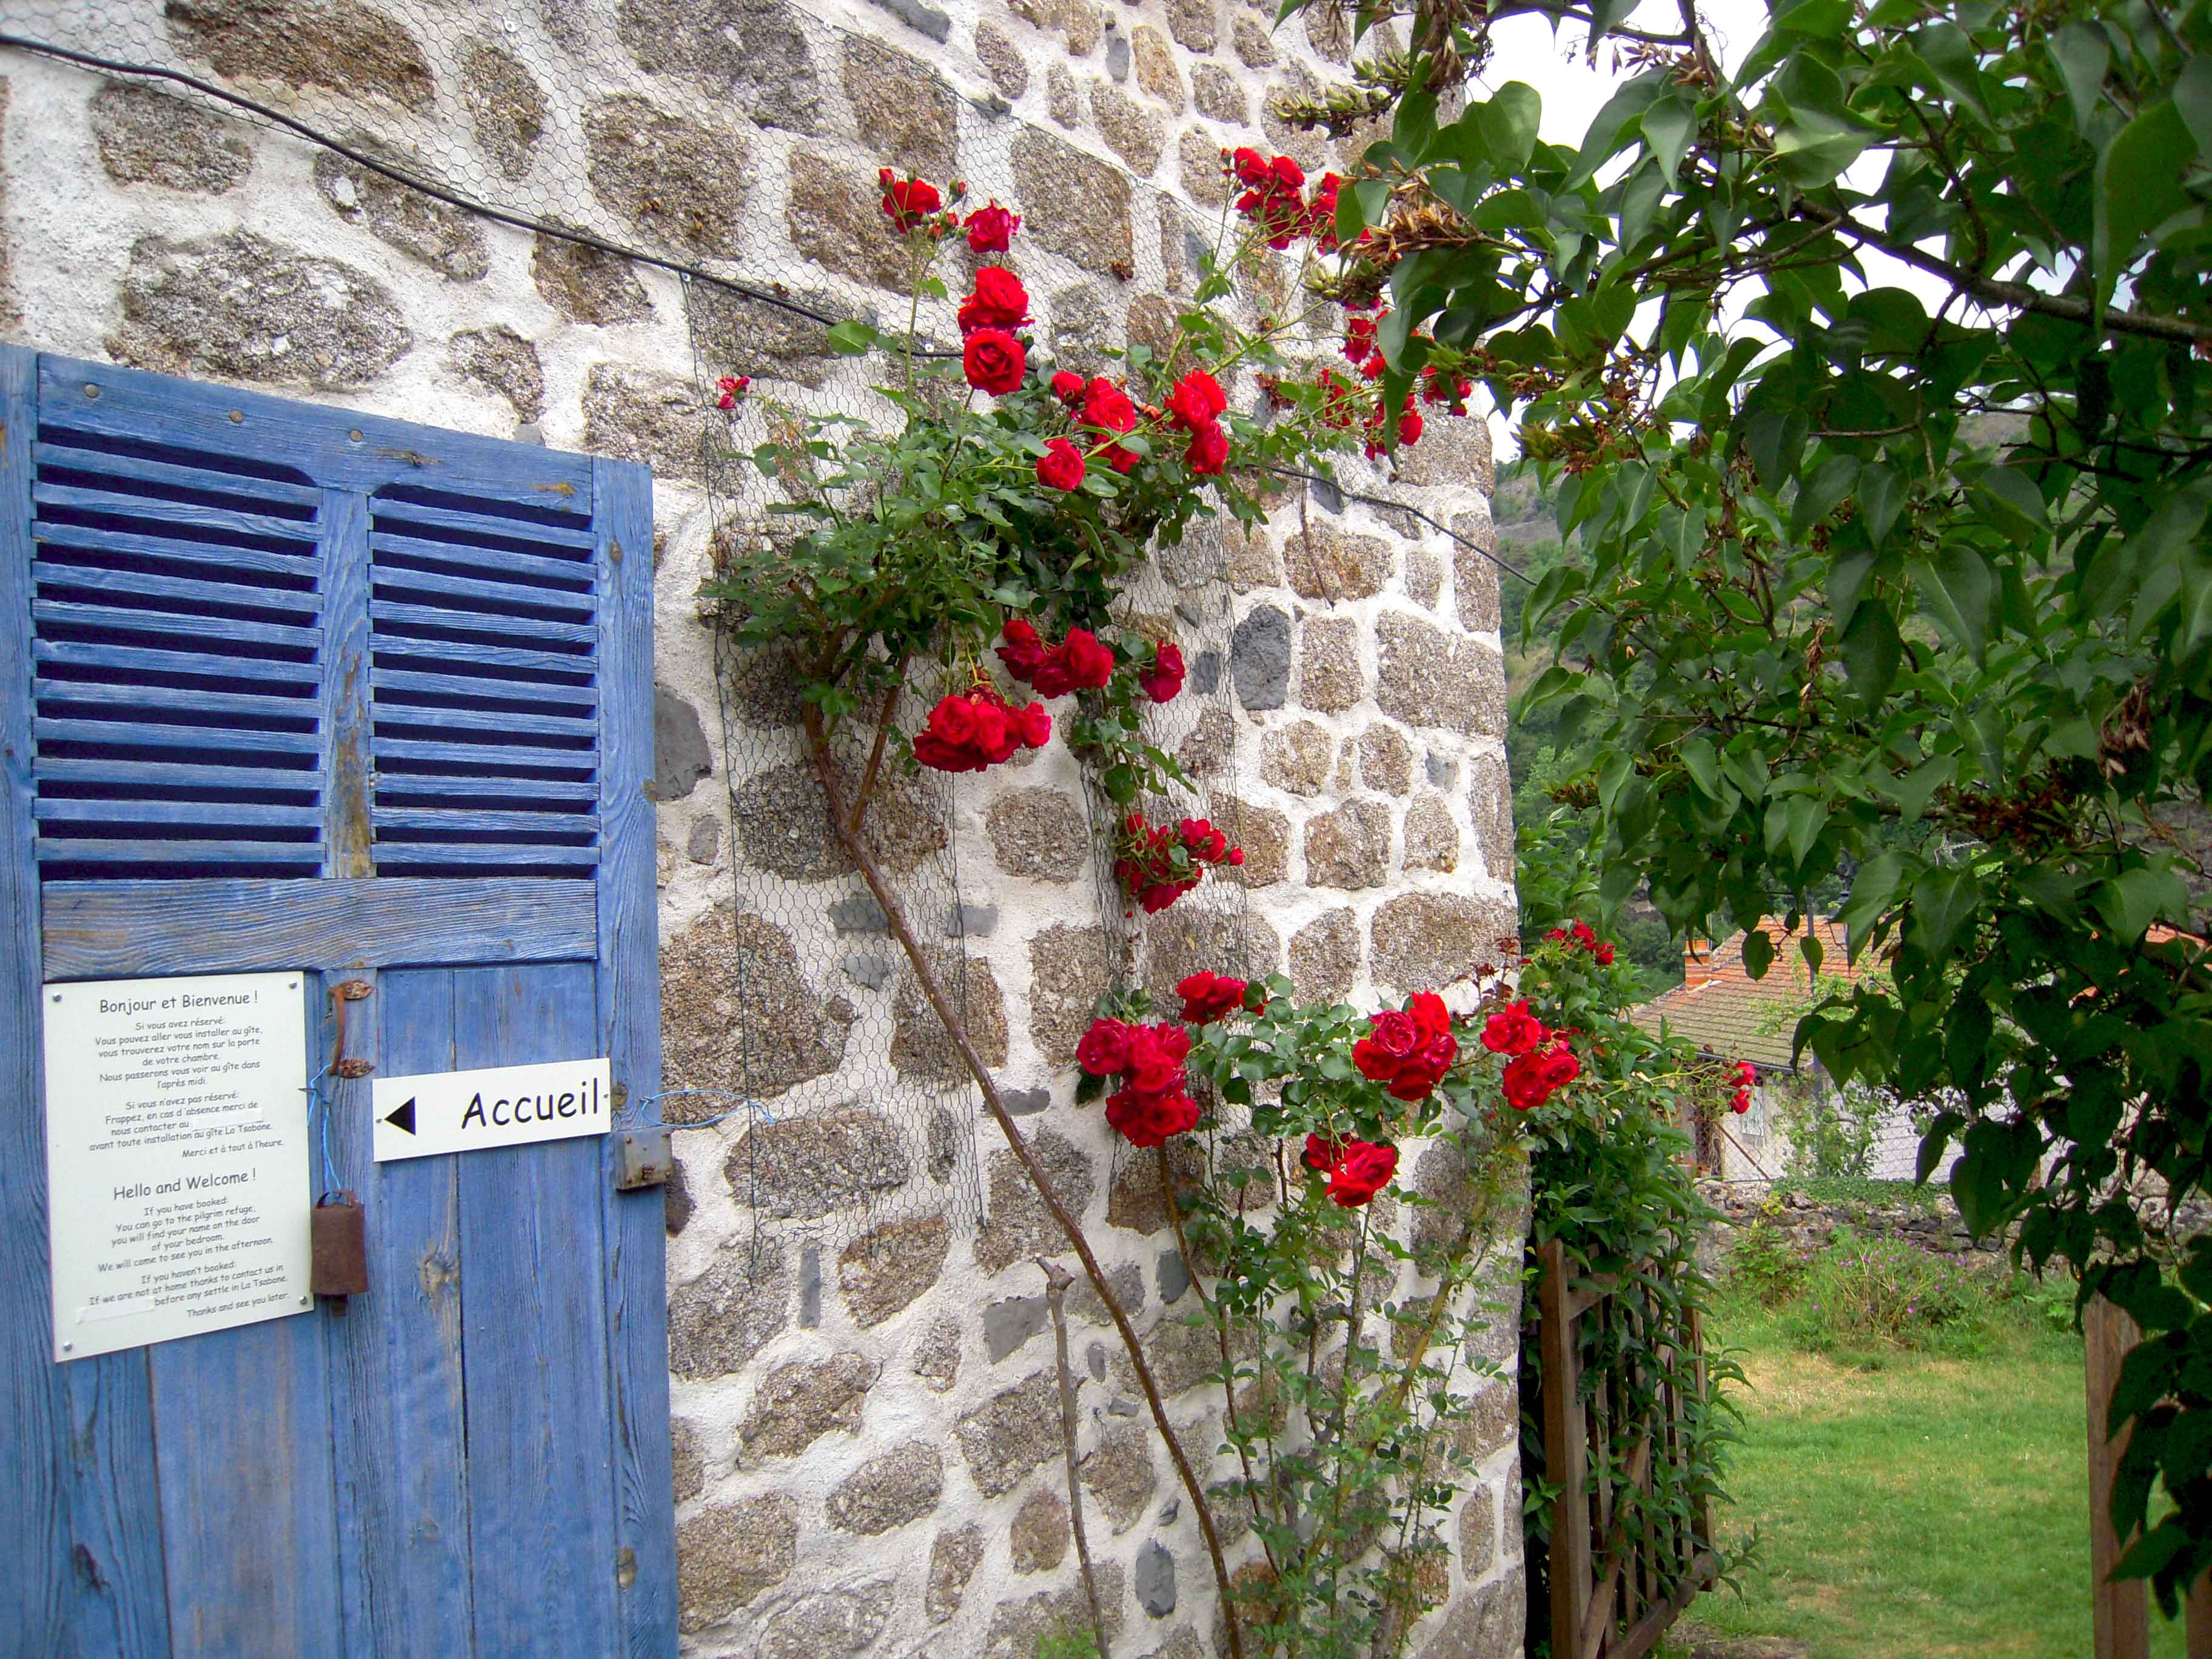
1629,917 -> 1877,1071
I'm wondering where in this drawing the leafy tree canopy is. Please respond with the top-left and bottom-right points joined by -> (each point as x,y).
1284,0 -> 2212,1604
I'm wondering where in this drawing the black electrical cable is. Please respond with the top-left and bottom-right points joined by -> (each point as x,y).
0,30 -> 890,337
4,29 -> 1540,580
1266,465 -> 1534,583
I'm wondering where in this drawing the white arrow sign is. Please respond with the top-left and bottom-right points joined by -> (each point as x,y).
370,1057 -> 612,1163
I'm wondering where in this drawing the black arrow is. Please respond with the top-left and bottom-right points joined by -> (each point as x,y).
384,1097 -> 417,1136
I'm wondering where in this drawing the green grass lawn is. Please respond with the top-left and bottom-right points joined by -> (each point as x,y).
1686,1298 -> 2188,1659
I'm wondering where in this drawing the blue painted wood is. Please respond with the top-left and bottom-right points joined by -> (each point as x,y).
372,532 -> 597,589
371,773 -> 597,806
322,492 -> 373,880
374,704 -> 599,740
149,1166 -> 343,1659
591,459 -> 677,1657
33,600 -> 323,654
10,351 -> 675,1654
455,962 -> 622,1654
30,440 -> 326,510
1,342 -> 174,1657
36,719 -> 321,756
371,736 -> 595,771
35,520 -> 326,578
40,877 -> 597,978
369,564 -> 596,620
33,483 -> 323,546
33,680 -> 317,721
33,799 -> 324,828
369,843 -> 597,871
41,358 -> 597,509
31,561 -> 320,617
34,838 -> 320,868
35,638 -> 323,689
370,598 -> 595,648
373,807 -> 595,834
34,757 -> 317,792
320,968 -> 476,1657
372,667 -> 597,712
366,637 -> 595,678
370,498 -> 598,551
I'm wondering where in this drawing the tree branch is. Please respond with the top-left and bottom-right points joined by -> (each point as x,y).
804,709 -> 1244,1659
1795,200 -> 2212,348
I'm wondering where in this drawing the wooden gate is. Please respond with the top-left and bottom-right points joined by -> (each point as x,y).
0,349 -> 676,1655
1535,1238 -> 1717,1659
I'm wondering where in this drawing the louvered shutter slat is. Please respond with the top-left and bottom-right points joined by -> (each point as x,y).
35,637 -> 323,689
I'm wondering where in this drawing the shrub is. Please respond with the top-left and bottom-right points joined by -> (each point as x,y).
1780,1232 -> 1989,1355
1727,1221 -> 1809,1307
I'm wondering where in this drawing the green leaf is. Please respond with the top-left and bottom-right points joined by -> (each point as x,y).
826,319 -> 879,355
1773,0 -> 1852,36
2177,55 -> 2212,158
1908,865 -> 1979,957
1783,795 -> 1829,869
2093,867 -> 2188,942
2095,101 -> 2194,321
2049,23 -> 2110,137
1640,96 -> 1695,183
1875,754 -> 1956,825
1680,735 -> 1723,802
1742,927 -> 1775,980
1835,853 -> 1905,943
1915,546 -> 1996,660
1474,82 -> 1543,170
1858,465 -> 1903,548
1840,600 -> 1902,704
1565,74 -> 1663,190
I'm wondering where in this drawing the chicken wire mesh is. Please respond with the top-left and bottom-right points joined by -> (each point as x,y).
0,0 -> 1456,1247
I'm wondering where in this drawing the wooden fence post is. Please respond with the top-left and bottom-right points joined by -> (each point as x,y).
2087,1296 -> 2150,1659
1539,1238 -> 1592,1659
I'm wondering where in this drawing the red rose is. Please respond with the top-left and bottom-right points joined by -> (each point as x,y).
1051,370 -> 1087,404
1184,419 -> 1229,476
1270,155 -> 1305,190
925,693 -> 979,748
1138,640 -> 1185,703
1538,1042 -> 1581,1091
970,699 -> 1017,763
997,617 -> 1047,682
965,201 -> 1021,252
958,266 -> 1031,334
1037,437 -> 1087,491
1734,1061 -> 1756,1087
1594,943 -> 1615,965
1407,991 -> 1451,1041
1479,999 -> 1546,1057
1226,847 -> 1244,865
1344,314 -> 1378,364
1302,1133 -> 1342,1173
1327,1140 -> 1396,1207
1367,1010 -> 1419,1059
880,171 -> 942,231
1731,1088 -> 1752,1114
1139,882 -> 1186,914
1398,407 -> 1424,448
1501,1051 -> 1552,1111
1016,701 -> 1052,748
1165,370 -> 1227,431
1060,628 -> 1115,690
964,329 -> 1026,395
1176,970 -> 1248,1025
1082,377 -> 1138,434
912,733 -> 979,771
1107,1086 -> 1200,1148
1076,1017 -> 1133,1076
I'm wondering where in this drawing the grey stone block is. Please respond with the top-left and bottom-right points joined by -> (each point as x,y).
984,1295 -> 1048,1361
1231,605 -> 1292,711
1135,1540 -> 1177,1617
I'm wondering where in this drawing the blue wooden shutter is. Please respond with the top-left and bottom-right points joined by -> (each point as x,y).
0,348 -> 675,1657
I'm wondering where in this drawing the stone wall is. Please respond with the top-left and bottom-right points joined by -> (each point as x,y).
0,1 -> 1524,1654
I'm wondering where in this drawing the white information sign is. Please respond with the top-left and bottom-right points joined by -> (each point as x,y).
44,971 -> 310,1362
371,1057 -> 611,1163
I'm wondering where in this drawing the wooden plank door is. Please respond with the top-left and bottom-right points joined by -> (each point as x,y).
0,347 -> 675,1656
